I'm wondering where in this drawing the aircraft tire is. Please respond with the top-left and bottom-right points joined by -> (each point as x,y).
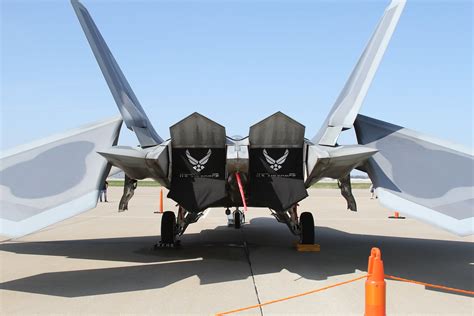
300,212 -> 315,244
234,211 -> 241,229
161,211 -> 176,244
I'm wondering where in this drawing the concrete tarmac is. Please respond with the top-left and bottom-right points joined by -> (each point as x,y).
1,187 -> 472,315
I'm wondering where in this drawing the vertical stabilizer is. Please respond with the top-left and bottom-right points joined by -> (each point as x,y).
314,0 -> 406,146
71,0 -> 162,147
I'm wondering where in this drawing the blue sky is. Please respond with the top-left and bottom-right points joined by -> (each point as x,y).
1,0 -> 472,150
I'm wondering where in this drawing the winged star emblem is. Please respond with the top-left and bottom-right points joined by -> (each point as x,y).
186,149 -> 212,172
263,149 -> 289,171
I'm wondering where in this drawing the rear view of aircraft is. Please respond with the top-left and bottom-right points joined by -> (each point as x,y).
1,0 -> 472,245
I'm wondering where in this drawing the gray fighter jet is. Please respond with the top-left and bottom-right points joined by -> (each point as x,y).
1,0 -> 472,244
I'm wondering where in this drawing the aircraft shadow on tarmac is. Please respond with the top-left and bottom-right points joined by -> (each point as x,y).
1,218 -> 472,298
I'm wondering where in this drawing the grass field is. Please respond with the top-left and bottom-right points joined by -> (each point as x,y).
108,180 -> 371,190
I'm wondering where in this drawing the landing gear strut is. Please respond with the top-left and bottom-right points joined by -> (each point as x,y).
337,174 -> 357,212
234,209 -> 242,229
159,211 -> 177,246
227,208 -> 245,228
271,205 -> 315,245
157,206 -> 203,248
299,212 -> 315,244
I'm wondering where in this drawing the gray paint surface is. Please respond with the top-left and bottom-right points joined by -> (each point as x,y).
314,1 -> 406,146
355,114 -> 473,221
170,112 -> 226,148
0,201 -> 41,222
0,117 -> 122,235
1,142 -> 93,199
249,112 -> 305,148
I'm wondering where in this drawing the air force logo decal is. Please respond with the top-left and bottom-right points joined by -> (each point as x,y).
186,149 -> 212,172
263,149 -> 289,171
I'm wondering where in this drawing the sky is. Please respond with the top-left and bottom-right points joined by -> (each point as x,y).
1,0 -> 472,150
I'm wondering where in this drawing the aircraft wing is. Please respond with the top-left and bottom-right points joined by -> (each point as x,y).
355,115 -> 474,236
71,0 -> 162,147
0,117 -> 122,238
314,0 -> 406,146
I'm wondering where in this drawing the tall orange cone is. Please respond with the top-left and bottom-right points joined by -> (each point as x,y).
155,188 -> 164,214
365,247 -> 386,316
159,188 -> 163,213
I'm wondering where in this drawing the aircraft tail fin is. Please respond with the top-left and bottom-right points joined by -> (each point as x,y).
314,0 -> 406,146
71,0 -> 163,147
355,114 -> 474,236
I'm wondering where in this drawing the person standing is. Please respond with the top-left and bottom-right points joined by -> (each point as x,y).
370,184 -> 377,199
99,180 -> 109,202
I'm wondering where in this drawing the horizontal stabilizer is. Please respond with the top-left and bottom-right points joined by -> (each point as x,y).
98,144 -> 169,185
305,145 -> 378,186
0,117 -> 122,238
314,0 -> 406,146
98,146 -> 150,180
71,0 -> 162,147
355,114 -> 474,236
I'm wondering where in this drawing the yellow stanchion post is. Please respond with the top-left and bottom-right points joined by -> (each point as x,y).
365,247 -> 386,316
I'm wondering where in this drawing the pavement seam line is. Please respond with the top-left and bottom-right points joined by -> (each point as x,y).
241,228 -> 264,316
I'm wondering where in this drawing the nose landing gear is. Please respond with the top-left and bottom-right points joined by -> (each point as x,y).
226,208 -> 245,228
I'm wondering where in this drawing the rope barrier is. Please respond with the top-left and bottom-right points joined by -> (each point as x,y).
214,273 -> 473,315
215,274 -> 367,316
386,275 -> 474,296
216,245 -> 472,316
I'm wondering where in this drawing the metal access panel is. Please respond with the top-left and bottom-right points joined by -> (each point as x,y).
248,112 -> 308,212
168,113 -> 227,212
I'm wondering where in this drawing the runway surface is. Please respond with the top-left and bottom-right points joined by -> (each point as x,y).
1,187 -> 472,315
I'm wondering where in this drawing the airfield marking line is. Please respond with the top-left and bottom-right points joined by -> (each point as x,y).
136,258 -> 204,265
240,228 -> 263,316
386,275 -> 474,296
215,274 -> 368,315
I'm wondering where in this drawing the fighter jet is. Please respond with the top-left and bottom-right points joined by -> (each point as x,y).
1,0 -> 472,245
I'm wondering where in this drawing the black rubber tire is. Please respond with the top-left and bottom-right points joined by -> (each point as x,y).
161,211 -> 176,244
234,211 -> 241,229
300,212 -> 315,244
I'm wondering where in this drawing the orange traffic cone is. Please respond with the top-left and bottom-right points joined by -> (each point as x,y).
365,247 -> 386,316
154,188 -> 164,214
388,211 -> 405,219
160,189 -> 164,213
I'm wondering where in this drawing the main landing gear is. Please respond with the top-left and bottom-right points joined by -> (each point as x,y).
157,206 -> 203,248
159,211 -> 177,246
272,205 -> 315,244
299,212 -> 315,244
